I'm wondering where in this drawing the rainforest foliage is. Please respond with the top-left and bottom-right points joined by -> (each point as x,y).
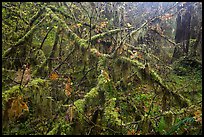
2,2 -> 202,135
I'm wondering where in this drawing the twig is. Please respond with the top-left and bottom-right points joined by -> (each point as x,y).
78,66 -> 96,85
151,28 -> 176,45
53,47 -> 76,72
20,65 -> 26,87
2,74 -> 20,85
39,26 -> 54,49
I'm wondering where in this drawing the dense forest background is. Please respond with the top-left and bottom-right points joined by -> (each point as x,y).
2,2 -> 202,135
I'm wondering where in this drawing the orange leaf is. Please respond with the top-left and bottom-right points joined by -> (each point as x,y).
193,110 -> 202,124
137,54 -> 142,59
50,71 -> 59,80
127,129 -> 136,135
96,51 -> 101,57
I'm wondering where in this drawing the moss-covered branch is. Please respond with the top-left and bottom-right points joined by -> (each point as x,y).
130,20 -> 148,38
151,28 -> 176,46
48,6 -> 73,20
3,16 -> 47,58
29,7 -> 45,27
89,27 -> 134,43
118,56 -> 189,108
89,47 -> 189,108
47,6 -> 135,52
46,7 -> 88,49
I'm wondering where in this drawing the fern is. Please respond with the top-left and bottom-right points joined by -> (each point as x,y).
166,117 -> 195,135
155,116 -> 167,134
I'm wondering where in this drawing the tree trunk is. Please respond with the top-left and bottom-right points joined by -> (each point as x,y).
172,3 -> 193,62
182,3 -> 192,55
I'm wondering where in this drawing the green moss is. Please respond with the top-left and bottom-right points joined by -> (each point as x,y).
90,48 -> 99,56
3,21 -> 39,58
74,99 -> 85,123
97,56 -> 107,71
74,99 -> 85,114
120,56 -> 145,70
104,98 -> 123,126
78,39 -> 88,49
47,7 -> 89,51
47,123 -> 60,135
2,85 -> 21,102
34,49 -> 46,64
28,78 -> 47,86
90,29 -> 121,42
84,87 -> 99,103
32,61 -> 49,77
98,73 -> 109,86
150,70 -> 162,84
189,39 -> 197,45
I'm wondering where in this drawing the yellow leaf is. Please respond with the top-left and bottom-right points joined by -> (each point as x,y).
101,70 -> 110,81
76,23 -> 82,27
66,105 -> 75,122
127,23 -> 132,27
7,96 -> 29,121
65,77 -> 72,97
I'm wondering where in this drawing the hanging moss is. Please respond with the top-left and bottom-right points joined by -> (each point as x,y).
81,47 -> 89,65
97,56 -> 107,72
24,78 -> 52,117
131,27 -> 147,42
31,49 -> 46,65
121,61 -> 131,84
